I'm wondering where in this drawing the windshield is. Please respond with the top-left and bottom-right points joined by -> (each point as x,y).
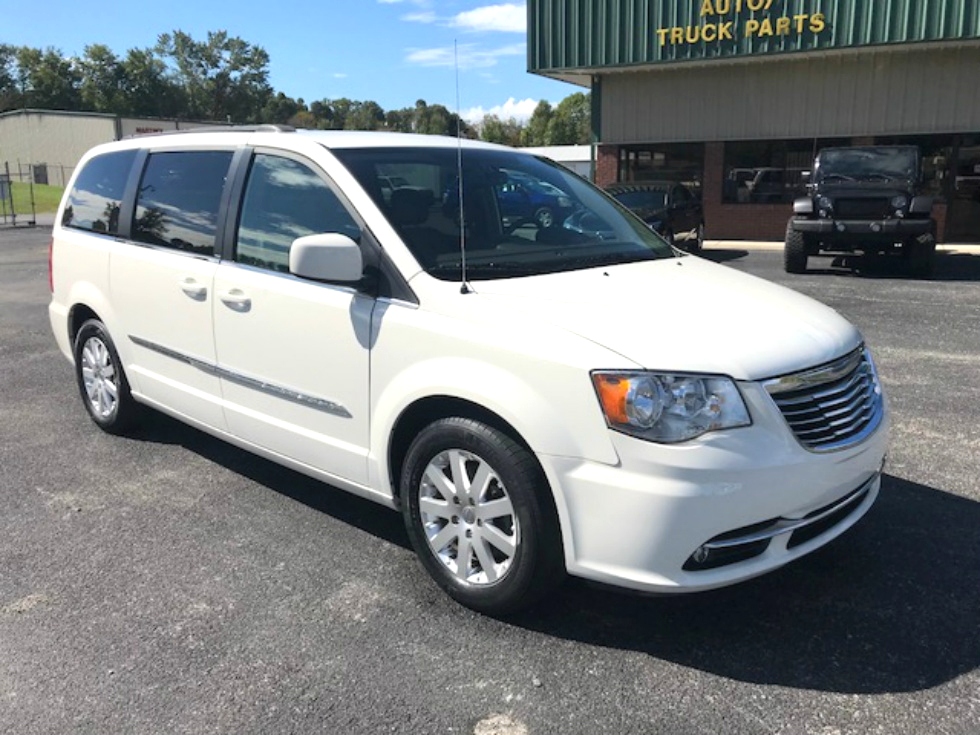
815,147 -> 918,184
331,146 -> 675,281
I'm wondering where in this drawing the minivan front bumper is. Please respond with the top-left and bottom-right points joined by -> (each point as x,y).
538,382 -> 889,594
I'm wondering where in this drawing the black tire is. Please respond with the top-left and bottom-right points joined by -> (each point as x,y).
906,233 -> 936,279
400,417 -> 564,615
784,222 -> 808,274
688,222 -> 704,253
73,319 -> 140,434
533,207 -> 554,228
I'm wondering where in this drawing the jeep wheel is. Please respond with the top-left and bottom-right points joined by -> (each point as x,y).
784,223 -> 808,274
906,233 -> 936,279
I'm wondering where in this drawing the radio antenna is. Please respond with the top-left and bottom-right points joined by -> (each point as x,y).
454,40 -> 471,294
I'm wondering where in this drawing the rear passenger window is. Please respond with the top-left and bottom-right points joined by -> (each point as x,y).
236,153 -> 359,273
133,151 -> 233,256
62,149 -> 136,234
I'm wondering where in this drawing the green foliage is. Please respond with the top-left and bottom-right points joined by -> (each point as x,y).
548,92 -> 592,145
521,100 -> 554,146
155,30 -> 271,122
479,115 -> 523,147
0,31 -> 590,145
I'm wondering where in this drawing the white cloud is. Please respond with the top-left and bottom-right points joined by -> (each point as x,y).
332,73 -> 348,79
450,4 -> 526,33
403,11 -> 437,23
406,43 -> 525,69
462,97 -> 539,124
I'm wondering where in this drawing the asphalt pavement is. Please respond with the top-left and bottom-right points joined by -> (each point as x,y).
2,222 -> 979,734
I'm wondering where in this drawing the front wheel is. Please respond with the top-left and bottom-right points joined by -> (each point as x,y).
533,206 -> 554,228
400,417 -> 564,615
687,222 -> 704,253
73,319 -> 140,434
784,223 -> 808,274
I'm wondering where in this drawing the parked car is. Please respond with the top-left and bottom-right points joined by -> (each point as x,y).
604,181 -> 704,252
786,146 -> 935,275
50,127 -> 888,615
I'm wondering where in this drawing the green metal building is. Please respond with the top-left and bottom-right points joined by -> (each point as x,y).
529,0 -> 980,241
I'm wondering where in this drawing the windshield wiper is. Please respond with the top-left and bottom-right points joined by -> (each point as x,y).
427,261 -> 543,277
856,173 -> 907,183
554,251 -> 663,270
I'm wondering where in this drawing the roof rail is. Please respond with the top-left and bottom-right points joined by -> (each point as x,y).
128,124 -> 296,139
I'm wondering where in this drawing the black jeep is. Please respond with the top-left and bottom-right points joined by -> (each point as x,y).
785,146 -> 936,276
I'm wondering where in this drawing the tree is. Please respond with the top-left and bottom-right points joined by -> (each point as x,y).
0,44 -> 20,112
78,44 -> 124,113
479,114 -> 523,146
119,48 -> 184,118
261,92 -> 304,125
521,100 -> 553,146
344,100 -> 385,130
14,46 -> 80,110
156,30 -> 272,122
548,92 -> 591,145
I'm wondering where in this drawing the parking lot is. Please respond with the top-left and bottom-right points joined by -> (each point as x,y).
2,223 -> 979,735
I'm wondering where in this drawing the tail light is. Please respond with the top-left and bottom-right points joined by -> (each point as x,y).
48,239 -> 54,292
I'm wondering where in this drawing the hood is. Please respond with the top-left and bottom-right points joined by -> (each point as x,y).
461,257 -> 862,381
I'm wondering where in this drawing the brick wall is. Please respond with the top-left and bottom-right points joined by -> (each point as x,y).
595,145 -> 618,187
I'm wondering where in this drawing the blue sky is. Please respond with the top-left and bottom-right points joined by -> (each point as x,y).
3,0 -> 582,123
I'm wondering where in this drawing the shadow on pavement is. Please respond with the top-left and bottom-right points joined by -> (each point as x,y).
132,410 -> 412,550
698,248 -> 750,264
510,472 -> 980,695
131,412 -> 979,696
797,251 -> 980,281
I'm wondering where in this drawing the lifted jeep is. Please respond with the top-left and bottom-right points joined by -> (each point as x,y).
785,146 -> 936,276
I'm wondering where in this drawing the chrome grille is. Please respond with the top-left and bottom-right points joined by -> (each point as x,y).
764,348 -> 884,452
835,198 -> 890,219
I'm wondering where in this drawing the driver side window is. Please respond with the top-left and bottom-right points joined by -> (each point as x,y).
236,153 -> 359,273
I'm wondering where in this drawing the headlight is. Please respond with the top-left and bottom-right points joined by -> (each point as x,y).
890,195 -> 908,209
592,371 -> 751,443
817,196 -> 833,210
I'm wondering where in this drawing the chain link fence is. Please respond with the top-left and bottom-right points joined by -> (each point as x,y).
1,161 -> 74,226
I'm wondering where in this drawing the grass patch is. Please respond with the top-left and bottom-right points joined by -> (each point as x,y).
1,182 -> 65,216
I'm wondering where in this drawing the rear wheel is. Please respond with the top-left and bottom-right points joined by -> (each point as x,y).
906,232 -> 936,278
784,222 -> 808,274
73,319 -> 140,434
400,417 -> 563,615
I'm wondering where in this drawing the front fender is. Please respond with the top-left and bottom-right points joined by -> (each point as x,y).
369,356 -> 620,495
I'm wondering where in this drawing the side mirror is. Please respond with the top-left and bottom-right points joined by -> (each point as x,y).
290,233 -> 363,283
909,196 -> 933,215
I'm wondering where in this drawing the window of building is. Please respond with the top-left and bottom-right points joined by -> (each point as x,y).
722,139 -> 847,204
133,150 -> 234,256
618,144 -> 703,197
236,153 -> 359,273
61,149 -> 136,234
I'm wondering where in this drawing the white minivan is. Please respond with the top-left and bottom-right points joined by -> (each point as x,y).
49,127 -> 888,614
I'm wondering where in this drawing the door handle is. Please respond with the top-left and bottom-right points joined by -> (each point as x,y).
178,277 -> 207,300
219,289 -> 252,311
